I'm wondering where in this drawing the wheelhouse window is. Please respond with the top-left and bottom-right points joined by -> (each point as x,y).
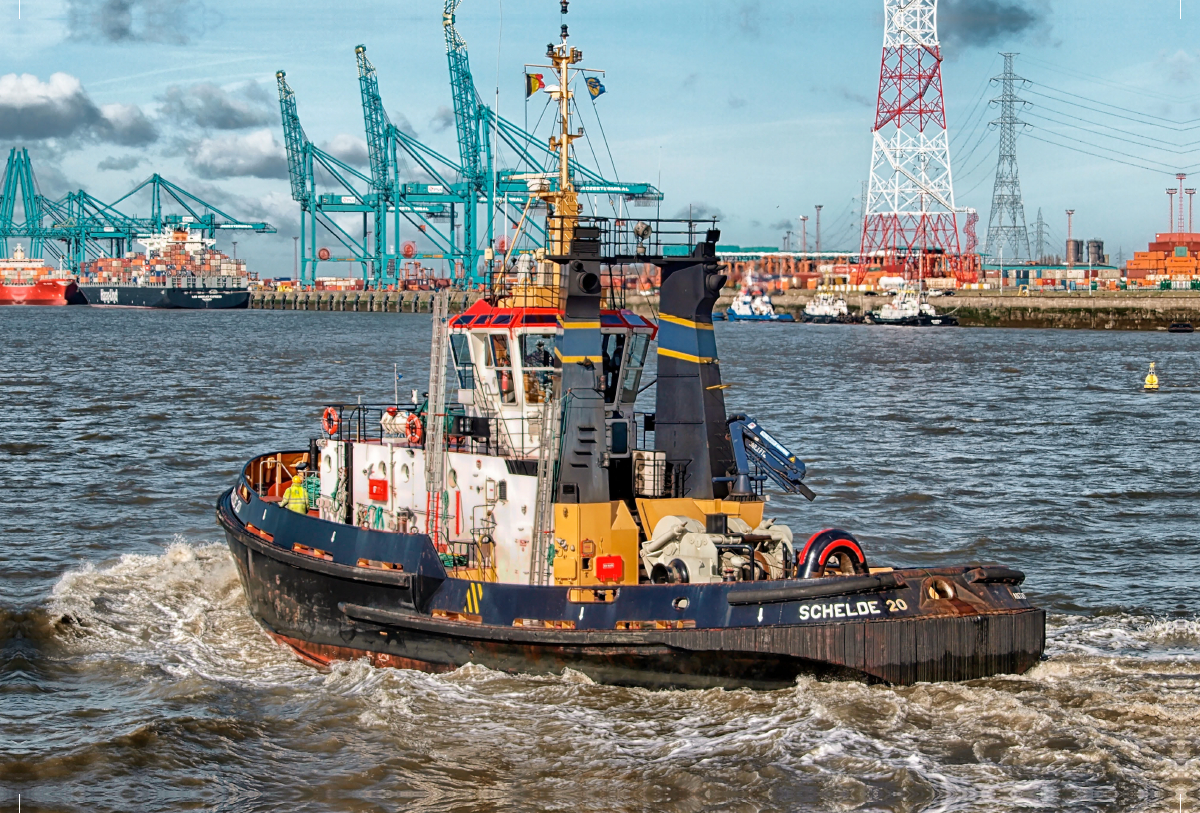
521,333 -> 556,404
619,333 -> 650,404
449,333 -> 474,389
600,332 -> 627,404
485,334 -> 517,404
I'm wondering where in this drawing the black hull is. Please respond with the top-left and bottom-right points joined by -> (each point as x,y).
868,313 -> 959,327
217,481 -> 1044,689
76,285 -> 250,309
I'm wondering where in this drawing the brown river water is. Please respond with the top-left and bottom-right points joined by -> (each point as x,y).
1,307 -> 1198,812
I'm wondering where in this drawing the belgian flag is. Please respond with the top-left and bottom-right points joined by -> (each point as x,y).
525,73 -> 545,98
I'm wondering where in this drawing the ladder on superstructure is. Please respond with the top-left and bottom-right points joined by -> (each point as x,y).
424,291 -> 450,546
529,381 -> 561,585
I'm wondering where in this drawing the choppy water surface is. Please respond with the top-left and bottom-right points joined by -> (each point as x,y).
2,308 -> 1198,812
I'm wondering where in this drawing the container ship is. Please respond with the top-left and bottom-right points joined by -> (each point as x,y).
215,14 -> 1043,689
0,245 -> 81,306
75,227 -> 253,309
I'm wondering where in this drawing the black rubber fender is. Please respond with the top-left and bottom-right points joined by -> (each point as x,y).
798,528 -> 869,579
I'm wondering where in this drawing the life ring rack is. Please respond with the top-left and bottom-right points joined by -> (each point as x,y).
322,406 -> 340,436
405,413 -> 424,446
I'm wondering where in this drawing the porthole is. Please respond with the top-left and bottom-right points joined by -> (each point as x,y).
400,464 -> 410,482
448,468 -> 458,488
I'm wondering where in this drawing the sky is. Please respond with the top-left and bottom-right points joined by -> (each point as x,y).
4,0 -> 1200,275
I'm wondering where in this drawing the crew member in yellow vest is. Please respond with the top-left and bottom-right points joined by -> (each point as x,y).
282,463 -> 309,513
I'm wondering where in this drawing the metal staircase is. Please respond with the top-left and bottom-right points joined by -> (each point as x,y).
529,382 -> 561,585
425,291 -> 451,544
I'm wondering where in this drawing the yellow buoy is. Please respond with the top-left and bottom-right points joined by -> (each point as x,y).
1144,362 -> 1159,392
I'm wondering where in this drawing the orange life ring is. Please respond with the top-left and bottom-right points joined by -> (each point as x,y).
405,413 -> 424,445
322,407 -> 340,436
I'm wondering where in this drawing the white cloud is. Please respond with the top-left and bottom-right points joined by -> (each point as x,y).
187,129 -> 289,179
320,133 -> 370,167
0,73 -> 100,139
160,81 -> 275,130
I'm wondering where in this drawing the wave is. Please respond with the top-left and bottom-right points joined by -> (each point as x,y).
30,543 -> 1200,812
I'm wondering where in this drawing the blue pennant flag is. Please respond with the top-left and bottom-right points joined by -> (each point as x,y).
585,77 -> 606,99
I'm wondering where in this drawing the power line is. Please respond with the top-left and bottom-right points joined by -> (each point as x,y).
1024,108 -> 1199,151
1021,54 -> 1200,108
1024,132 -> 1197,174
1026,84 -> 1200,130
1027,125 -> 1197,172
950,55 -> 1001,149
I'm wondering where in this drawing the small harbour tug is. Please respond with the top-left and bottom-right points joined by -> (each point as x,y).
217,16 -> 1043,688
717,285 -> 795,322
802,292 -> 851,324
867,288 -> 958,326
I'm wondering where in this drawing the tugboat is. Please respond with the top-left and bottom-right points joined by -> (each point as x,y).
867,288 -> 958,326
719,285 -> 795,322
216,14 -> 1042,688
802,292 -> 850,324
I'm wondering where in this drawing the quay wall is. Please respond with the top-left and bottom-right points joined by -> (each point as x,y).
635,290 -> 1200,331
250,289 -> 1200,330
249,289 -> 483,313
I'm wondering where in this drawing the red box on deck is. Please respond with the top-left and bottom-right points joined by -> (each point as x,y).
595,555 -> 623,583
368,478 -> 389,502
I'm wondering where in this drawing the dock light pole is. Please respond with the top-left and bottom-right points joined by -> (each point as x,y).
799,216 -> 808,254
232,241 -> 238,261
1168,188 -> 1177,233
1066,210 -> 1075,269
293,236 -> 299,282
1188,189 -> 1196,233
815,205 -> 823,254
1177,173 -> 1188,232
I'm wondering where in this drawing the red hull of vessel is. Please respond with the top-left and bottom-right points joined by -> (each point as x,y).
0,279 -> 77,306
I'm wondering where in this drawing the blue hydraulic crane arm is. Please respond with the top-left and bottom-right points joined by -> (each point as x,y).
443,0 -> 484,190
721,414 -> 816,502
355,46 -> 393,198
276,70 -> 311,205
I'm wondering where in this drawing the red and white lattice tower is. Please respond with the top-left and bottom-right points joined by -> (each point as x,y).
861,0 -> 960,260
964,208 -> 979,254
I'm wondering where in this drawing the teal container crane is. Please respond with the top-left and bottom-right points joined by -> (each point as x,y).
443,0 -> 490,281
0,148 -> 45,259
0,146 -> 274,273
355,46 -> 469,289
278,69 -> 379,287
281,67 -> 453,289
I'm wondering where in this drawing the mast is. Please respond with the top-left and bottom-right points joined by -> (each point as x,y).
540,19 -> 583,263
